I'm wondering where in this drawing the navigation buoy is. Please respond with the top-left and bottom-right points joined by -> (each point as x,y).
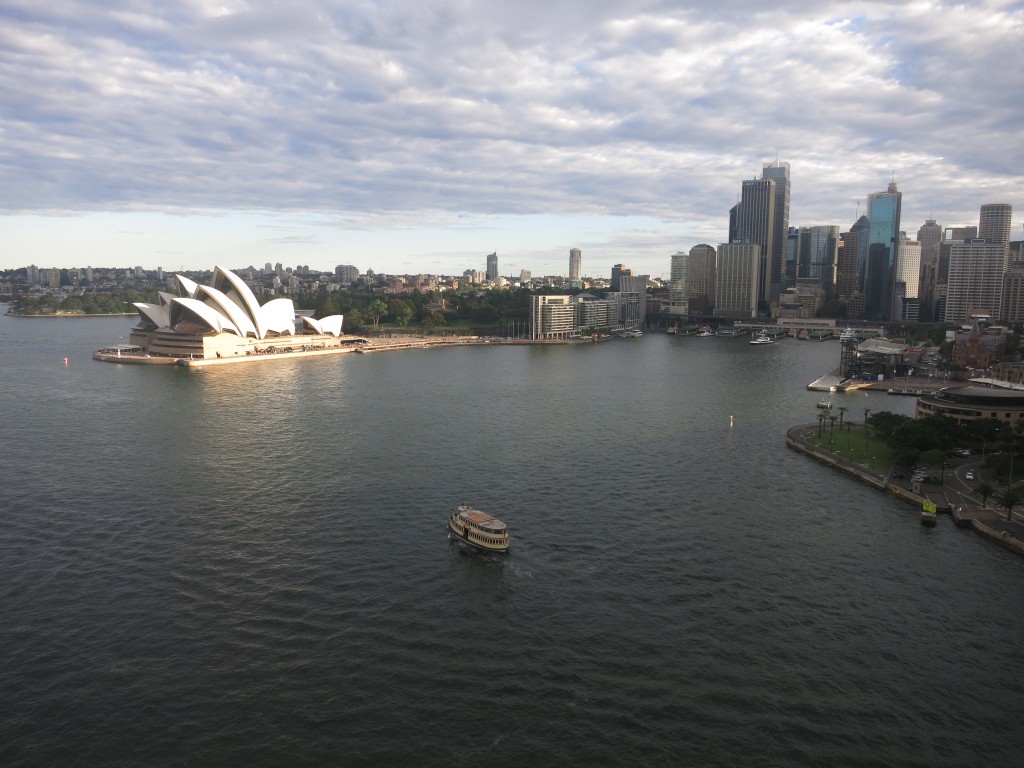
63,357 -> 68,366
729,415 -> 734,428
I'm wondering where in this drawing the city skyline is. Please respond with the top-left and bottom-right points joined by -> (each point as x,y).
2,2 -> 1022,278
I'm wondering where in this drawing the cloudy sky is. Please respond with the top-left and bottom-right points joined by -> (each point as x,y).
2,0 -> 1021,279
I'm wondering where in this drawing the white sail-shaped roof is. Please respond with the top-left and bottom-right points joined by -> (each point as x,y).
133,302 -> 169,329
301,316 -> 324,334
195,286 -> 259,338
169,298 -> 237,335
175,274 -> 200,298
318,315 -> 344,336
260,298 -> 296,335
211,266 -> 268,339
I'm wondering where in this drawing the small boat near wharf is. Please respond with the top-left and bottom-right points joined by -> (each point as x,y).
749,330 -> 774,345
448,504 -> 510,553
816,397 -> 833,409
697,326 -> 715,337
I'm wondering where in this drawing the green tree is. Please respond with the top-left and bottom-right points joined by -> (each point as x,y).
387,299 -> 413,328
975,480 -> 996,509
868,411 -> 912,441
367,299 -> 388,328
996,484 -> 1024,522
346,308 -> 365,330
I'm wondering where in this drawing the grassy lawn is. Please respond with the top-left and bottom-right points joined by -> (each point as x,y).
804,424 -> 895,473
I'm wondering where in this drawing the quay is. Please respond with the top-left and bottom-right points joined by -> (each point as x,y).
786,425 -> 1024,556
95,334 -> 577,368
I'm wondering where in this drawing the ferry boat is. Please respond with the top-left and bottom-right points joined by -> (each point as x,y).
697,327 -> 715,337
839,327 -> 856,342
749,330 -> 774,345
448,505 -> 510,553
816,397 -> 833,409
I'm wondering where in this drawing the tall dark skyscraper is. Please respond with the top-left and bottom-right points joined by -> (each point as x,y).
762,160 -> 791,298
865,182 -> 902,320
610,263 -> 631,291
486,252 -> 498,281
733,177 -> 776,309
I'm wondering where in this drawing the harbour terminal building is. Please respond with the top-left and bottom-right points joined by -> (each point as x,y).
916,385 -> 1024,426
95,266 -> 350,363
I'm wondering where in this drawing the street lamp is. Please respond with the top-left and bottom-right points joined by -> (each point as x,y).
863,408 -> 871,457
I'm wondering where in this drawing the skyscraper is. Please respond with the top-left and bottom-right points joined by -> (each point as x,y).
762,160 -> 791,298
865,182 -> 902,320
797,225 -> 840,300
733,177 -> 776,309
944,241 -> 1006,324
897,235 -> 922,321
687,244 -> 717,316
836,228 -> 860,302
569,248 -> 582,286
979,203 -> 1012,246
486,252 -> 498,281
668,251 -> 688,317
610,263 -> 631,291
715,243 -> 760,319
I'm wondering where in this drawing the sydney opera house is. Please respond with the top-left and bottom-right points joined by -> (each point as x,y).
95,266 -> 351,363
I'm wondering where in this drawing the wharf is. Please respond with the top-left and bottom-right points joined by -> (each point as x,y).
807,367 -> 842,392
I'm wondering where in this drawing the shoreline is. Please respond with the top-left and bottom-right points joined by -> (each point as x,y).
786,425 -> 1024,556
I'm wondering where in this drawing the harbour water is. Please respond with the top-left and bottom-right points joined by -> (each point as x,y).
2,311 -> 1023,767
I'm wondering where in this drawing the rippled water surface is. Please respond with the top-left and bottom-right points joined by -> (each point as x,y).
3,311 -> 1023,767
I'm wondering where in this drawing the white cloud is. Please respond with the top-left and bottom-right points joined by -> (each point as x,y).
0,1 -> 1021,272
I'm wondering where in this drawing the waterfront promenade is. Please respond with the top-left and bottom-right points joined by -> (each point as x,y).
787,424 -> 1024,556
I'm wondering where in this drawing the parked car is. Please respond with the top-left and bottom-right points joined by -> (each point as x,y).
965,471 -> 975,481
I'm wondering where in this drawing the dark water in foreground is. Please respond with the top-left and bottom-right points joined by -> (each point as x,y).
2,312 -> 1023,767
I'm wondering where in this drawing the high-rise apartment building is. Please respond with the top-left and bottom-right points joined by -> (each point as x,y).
714,243 -> 760,319
1002,263 -> 1024,324
529,295 -> 576,339
865,182 -> 902,320
668,251 -> 688,317
486,252 -> 498,281
944,241 -> 1006,324
732,177 -> 776,309
979,203 -> 1012,246
687,244 -> 717,316
618,274 -> 649,327
762,160 -> 791,298
335,264 -> 360,284
569,248 -> 582,286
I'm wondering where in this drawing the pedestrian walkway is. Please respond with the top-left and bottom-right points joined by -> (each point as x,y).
786,424 -> 1024,556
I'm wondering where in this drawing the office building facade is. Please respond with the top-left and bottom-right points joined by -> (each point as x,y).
865,182 -> 902,320
714,243 -> 760,319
